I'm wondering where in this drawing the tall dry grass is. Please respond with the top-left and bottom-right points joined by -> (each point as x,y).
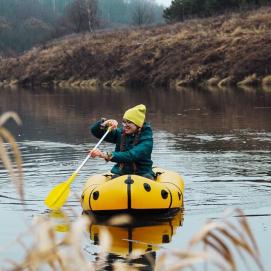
2,208 -> 264,271
1,6 -> 271,87
156,208 -> 264,271
0,113 -> 265,271
0,112 -> 24,201
262,75 -> 271,86
12,215 -> 94,271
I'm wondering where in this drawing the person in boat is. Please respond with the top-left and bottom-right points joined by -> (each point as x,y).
90,104 -> 155,180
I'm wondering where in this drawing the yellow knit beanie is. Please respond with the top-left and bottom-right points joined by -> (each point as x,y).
123,104 -> 146,127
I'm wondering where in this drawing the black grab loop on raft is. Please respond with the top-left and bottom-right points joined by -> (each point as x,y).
178,192 -> 181,200
162,234 -> 170,243
144,183 -> 151,192
93,191 -> 99,200
161,189 -> 168,199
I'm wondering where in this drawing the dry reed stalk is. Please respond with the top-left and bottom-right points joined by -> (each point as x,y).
107,214 -> 133,226
9,215 -> 94,271
0,113 -> 265,271
262,75 -> 271,86
155,208 -> 264,271
262,85 -> 271,92
218,76 -> 233,87
0,112 -> 24,201
248,12 -> 271,27
237,74 -> 259,86
5,208 -> 265,270
113,262 -> 137,271
207,77 -> 221,86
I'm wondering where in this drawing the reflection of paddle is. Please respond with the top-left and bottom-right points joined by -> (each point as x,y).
49,210 -> 70,232
44,128 -> 111,210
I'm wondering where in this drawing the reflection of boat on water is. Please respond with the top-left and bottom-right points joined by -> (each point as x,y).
47,209 -> 184,270
89,211 -> 184,270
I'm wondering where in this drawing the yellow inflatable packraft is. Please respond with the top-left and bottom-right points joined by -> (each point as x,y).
81,167 -> 184,215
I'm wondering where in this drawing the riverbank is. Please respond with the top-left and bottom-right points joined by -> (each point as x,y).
0,6 -> 271,88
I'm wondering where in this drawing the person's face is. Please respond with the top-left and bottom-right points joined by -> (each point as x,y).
122,119 -> 138,134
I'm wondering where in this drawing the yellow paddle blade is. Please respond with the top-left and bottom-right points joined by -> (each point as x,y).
44,173 -> 77,210
44,181 -> 70,210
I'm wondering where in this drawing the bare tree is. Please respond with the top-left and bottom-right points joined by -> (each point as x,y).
65,0 -> 99,33
131,0 -> 155,26
53,0 -> 56,13
85,0 -> 98,32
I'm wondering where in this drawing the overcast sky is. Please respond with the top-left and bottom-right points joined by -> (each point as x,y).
156,0 -> 172,7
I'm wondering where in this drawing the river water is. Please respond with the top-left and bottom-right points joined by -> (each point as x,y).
0,86 -> 271,270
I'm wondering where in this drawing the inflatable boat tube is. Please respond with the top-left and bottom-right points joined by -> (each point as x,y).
81,167 -> 184,216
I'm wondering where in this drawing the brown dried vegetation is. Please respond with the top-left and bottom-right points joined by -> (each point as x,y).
0,112 -> 24,201
156,209 -> 264,271
2,208 -> 265,270
262,75 -> 271,86
0,113 -> 266,270
0,7 -> 271,88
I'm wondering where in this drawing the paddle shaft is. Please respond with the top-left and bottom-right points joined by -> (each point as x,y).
45,128 -> 112,209
74,128 -> 111,175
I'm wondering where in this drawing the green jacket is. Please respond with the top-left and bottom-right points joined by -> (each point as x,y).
90,120 -> 154,176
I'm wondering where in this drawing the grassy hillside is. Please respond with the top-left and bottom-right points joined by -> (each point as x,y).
1,6 -> 271,88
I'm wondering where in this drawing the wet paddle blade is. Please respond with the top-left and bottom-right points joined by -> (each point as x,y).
44,173 -> 77,210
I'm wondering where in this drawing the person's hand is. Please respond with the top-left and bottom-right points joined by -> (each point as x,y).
101,119 -> 118,129
89,149 -> 112,162
89,148 -> 105,158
